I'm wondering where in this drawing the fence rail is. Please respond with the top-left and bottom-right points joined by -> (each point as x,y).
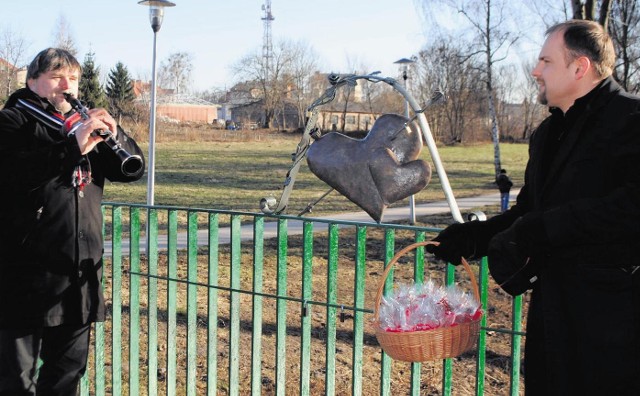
79,203 -> 526,395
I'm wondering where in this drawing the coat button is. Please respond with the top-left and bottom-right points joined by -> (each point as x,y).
79,231 -> 85,239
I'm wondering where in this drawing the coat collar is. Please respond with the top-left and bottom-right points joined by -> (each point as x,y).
4,87 -> 69,134
540,76 -> 622,195
4,87 -> 64,118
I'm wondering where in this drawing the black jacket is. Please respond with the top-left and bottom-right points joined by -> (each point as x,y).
487,78 -> 640,395
495,173 -> 513,193
0,88 -> 144,328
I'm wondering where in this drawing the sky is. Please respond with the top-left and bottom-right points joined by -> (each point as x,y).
2,0 -> 427,91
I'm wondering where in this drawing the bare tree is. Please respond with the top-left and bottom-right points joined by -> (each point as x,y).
414,38 -> 485,144
463,0 -> 520,175
281,40 -> 319,129
232,51 -> 266,126
159,52 -> 193,94
264,43 -> 292,129
51,14 -> 78,56
131,72 -> 152,128
361,80 -> 397,127
523,0 -> 573,28
334,56 -> 370,133
609,0 -> 640,94
232,40 -> 313,129
335,81 -> 354,133
421,0 -> 520,175
0,27 -> 29,99
571,0 -> 613,28
494,63 -> 520,140
518,60 -> 547,140
359,58 -> 406,122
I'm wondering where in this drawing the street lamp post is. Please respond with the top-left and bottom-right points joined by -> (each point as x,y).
139,0 -> 176,206
394,57 -> 416,224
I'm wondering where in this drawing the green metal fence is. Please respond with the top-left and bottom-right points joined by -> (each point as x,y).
80,203 -> 526,395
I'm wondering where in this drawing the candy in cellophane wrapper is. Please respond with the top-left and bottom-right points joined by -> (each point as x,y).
378,280 -> 482,333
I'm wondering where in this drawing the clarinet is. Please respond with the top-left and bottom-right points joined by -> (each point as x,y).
63,93 -> 143,177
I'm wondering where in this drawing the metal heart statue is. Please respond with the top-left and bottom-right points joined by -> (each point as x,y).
307,114 -> 431,222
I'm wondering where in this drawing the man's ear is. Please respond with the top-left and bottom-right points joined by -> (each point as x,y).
574,56 -> 591,80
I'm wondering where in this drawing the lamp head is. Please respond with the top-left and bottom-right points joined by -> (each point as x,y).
394,57 -> 415,80
138,0 -> 176,33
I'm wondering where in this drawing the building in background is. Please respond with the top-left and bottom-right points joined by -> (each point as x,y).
133,79 -> 219,123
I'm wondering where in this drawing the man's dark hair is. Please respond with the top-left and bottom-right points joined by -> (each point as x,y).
546,19 -> 615,78
26,48 -> 82,81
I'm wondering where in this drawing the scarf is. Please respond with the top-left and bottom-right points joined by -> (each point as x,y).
15,98 -> 92,192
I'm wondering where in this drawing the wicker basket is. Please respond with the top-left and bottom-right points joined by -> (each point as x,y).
374,241 -> 482,362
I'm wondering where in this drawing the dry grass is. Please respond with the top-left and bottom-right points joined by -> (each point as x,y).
90,208 -> 527,395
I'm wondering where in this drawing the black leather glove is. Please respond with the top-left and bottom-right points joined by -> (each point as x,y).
487,212 -> 548,296
425,221 -> 487,265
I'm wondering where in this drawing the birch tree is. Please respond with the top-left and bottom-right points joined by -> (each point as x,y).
420,0 -> 520,176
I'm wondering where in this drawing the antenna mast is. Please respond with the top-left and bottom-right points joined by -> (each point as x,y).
261,0 -> 274,81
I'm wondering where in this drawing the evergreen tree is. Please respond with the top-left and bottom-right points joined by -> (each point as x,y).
79,52 -> 106,109
105,62 -> 135,124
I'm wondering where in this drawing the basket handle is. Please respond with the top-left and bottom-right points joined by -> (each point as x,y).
373,241 -> 480,320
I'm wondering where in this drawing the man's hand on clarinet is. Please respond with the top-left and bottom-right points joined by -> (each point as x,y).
74,109 -> 118,155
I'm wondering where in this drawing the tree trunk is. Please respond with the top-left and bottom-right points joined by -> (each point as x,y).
340,101 -> 348,133
263,108 -> 271,129
485,1 -> 502,176
599,0 -> 613,30
488,89 -> 502,176
572,0 -> 612,29
281,102 -> 287,130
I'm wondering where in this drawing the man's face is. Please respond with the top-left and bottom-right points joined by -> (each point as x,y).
531,31 -> 580,113
27,67 -> 80,113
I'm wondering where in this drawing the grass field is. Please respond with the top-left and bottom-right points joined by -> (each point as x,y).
104,128 -> 529,219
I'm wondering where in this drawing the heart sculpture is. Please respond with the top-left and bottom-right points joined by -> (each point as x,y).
307,114 -> 432,222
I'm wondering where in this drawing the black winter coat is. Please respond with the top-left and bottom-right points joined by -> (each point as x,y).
495,173 -> 513,193
0,88 -> 144,328
487,77 -> 640,395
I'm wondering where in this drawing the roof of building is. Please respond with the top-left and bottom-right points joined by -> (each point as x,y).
157,94 -> 217,106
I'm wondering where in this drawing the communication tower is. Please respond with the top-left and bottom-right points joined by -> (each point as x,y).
261,0 -> 275,81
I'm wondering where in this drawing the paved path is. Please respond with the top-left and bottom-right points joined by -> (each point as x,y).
104,191 -> 518,255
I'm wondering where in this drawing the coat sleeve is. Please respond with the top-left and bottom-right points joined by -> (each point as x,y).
90,125 -> 146,182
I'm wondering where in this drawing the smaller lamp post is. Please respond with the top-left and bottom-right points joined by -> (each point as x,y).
138,0 -> 176,206
394,57 -> 416,224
